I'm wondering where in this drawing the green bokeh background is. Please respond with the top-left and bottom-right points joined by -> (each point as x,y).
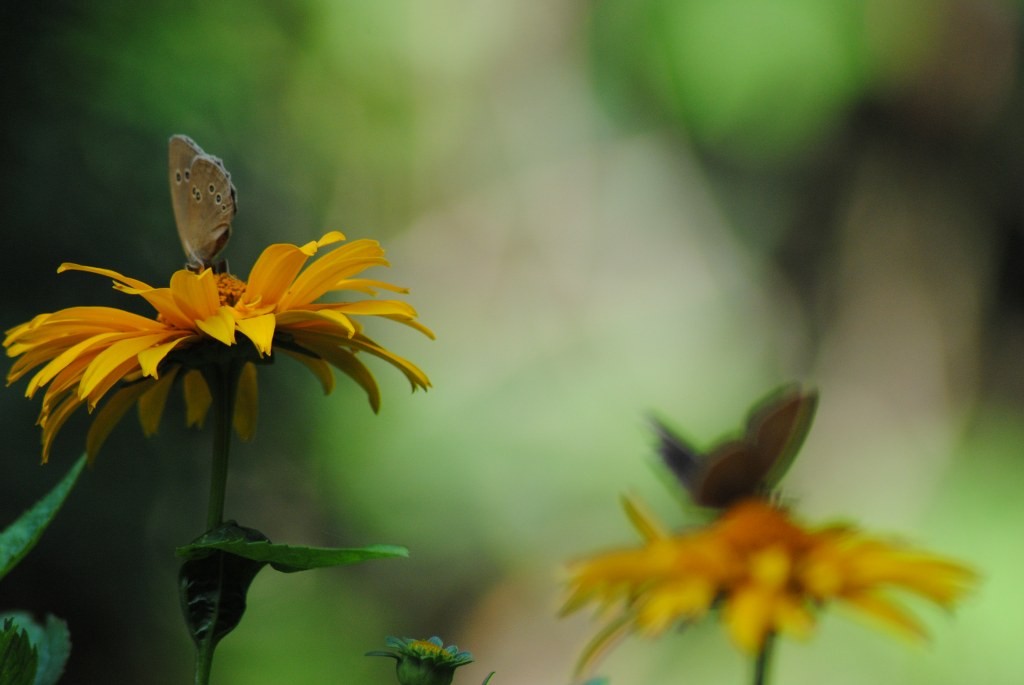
2,1 -> 1023,683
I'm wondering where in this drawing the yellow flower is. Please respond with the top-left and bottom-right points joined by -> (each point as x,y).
563,498 -> 977,673
5,231 -> 432,463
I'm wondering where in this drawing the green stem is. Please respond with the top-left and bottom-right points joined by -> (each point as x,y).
194,643 -> 214,685
753,633 -> 775,685
194,360 -> 241,685
205,361 -> 239,531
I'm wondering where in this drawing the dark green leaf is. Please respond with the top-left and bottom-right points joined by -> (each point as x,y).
0,613 -> 71,685
0,455 -> 86,581
178,537 -> 408,573
0,617 -> 37,685
178,522 -> 269,649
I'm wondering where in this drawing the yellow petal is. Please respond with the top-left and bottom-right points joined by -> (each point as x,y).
137,367 -> 181,436
347,333 -> 431,391
289,337 -> 380,412
326,300 -> 418,318
170,269 -> 220,322
232,362 -> 258,441
131,287 -> 194,329
334,278 -> 409,295
621,495 -> 668,542
772,596 -> 815,641
183,370 -> 212,428
79,333 -> 169,404
840,591 -> 929,641
279,348 -> 335,395
39,393 -> 84,464
244,243 -> 316,307
636,578 -> 715,632
195,306 -> 237,345
58,263 -> 155,291
276,309 -> 355,337
574,613 -> 635,679
85,381 -> 152,462
25,332 -> 125,398
279,239 -> 387,309
236,313 -> 277,356
138,335 -> 194,377
724,587 -> 775,654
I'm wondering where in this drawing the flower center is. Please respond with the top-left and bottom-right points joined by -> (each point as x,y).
216,273 -> 247,307
409,640 -> 446,658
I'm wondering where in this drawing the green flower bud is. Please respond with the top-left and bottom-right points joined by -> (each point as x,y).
367,636 -> 475,685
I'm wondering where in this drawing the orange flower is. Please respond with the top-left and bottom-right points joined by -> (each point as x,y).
564,498 -> 977,673
5,231 -> 432,463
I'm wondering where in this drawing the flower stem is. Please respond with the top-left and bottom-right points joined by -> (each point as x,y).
194,645 -> 214,685
205,361 -> 239,531
194,359 -> 241,685
753,633 -> 775,685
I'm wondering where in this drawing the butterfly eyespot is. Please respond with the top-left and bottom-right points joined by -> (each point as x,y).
175,171 -> 182,183
215,193 -> 222,204
184,170 -> 191,181
192,187 -> 202,201
208,183 -> 215,194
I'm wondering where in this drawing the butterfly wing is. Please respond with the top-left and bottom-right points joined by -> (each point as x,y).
169,135 -> 202,250
651,418 -> 703,494
183,156 -> 236,267
695,385 -> 818,508
168,135 -> 236,269
748,385 -> 819,491
696,441 -> 764,508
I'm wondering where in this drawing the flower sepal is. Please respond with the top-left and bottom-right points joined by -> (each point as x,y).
368,636 -> 479,685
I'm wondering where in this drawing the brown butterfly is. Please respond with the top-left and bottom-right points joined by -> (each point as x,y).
653,384 -> 818,508
168,135 -> 237,272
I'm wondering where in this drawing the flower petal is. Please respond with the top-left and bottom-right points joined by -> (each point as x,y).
39,392 -> 84,463
183,370 -> 212,428
279,239 -> 387,309
244,243 -> 317,307
137,366 -> 181,436
24,332 -> 125,398
85,380 -> 153,462
840,591 -> 929,641
288,337 -> 380,412
236,313 -> 276,356
276,309 -> 355,337
232,362 -> 258,441
621,495 -> 668,542
58,263 -> 155,291
723,587 -> 775,653
279,348 -> 335,395
79,333 -> 170,404
195,306 -> 237,346
138,334 -> 195,377
170,269 -> 220,322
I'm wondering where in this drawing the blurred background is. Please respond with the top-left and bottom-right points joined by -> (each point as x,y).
1,0 -> 1022,683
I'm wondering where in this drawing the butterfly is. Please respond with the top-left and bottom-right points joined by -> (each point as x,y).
168,135 -> 237,272
652,384 -> 818,508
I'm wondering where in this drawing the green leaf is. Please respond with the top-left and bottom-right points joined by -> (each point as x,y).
0,613 -> 71,685
177,534 -> 408,573
0,455 -> 86,581
0,617 -> 38,685
178,523 -> 269,649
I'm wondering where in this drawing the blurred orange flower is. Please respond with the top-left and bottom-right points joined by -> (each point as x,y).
564,497 -> 977,673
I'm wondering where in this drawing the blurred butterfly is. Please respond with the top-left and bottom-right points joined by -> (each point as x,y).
168,135 -> 237,272
652,384 -> 818,508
